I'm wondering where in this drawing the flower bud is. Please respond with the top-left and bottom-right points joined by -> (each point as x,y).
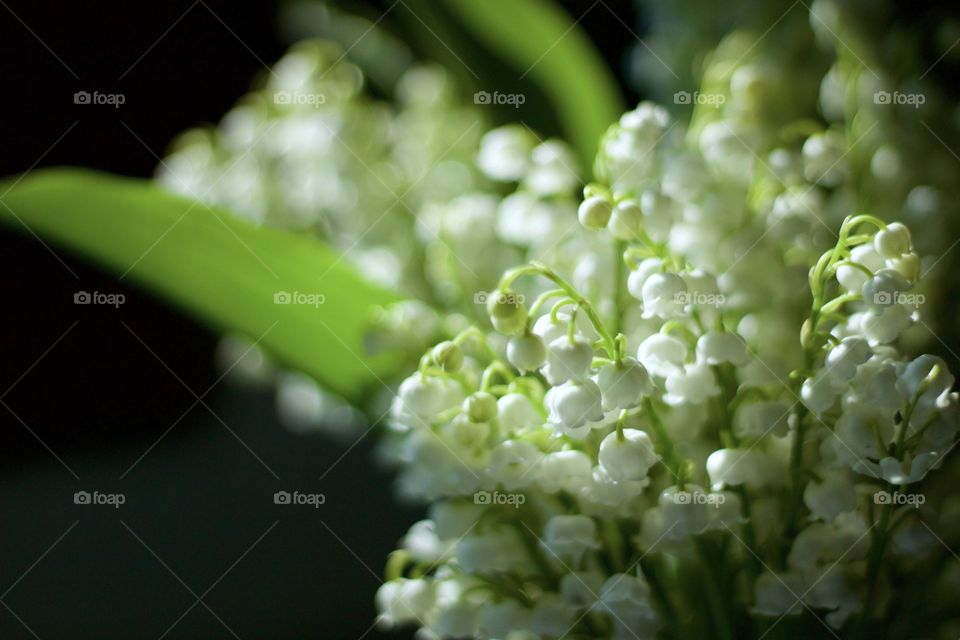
431,340 -> 463,372
506,332 -> 547,372
544,335 -> 594,384
874,222 -> 911,259
463,391 -> 498,423
608,199 -> 644,240
487,290 -> 527,335
578,195 -> 613,230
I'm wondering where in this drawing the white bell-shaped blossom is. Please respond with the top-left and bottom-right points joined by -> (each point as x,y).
402,520 -> 449,563
538,450 -> 594,493
637,333 -> 688,377
857,304 -> 913,345
598,429 -> 660,481
608,199 -> 644,240
596,357 -> 654,410
479,599 -> 531,639
507,333 -> 547,373
664,363 -> 720,405
497,393 -> 543,432
801,371 -> 839,415
546,380 -> 604,436
376,579 -> 435,628
544,335 -> 594,384
862,268 -> 911,309
696,331 -> 749,366
477,125 -> 534,182
542,515 -> 599,562
529,594 -> 577,638
489,440 -> 543,489
593,574 -> 658,636
455,528 -> 533,575
526,140 -> 579,197
706,448 -> 780,490
626,258 -> 664,300
802,470 -> 857,520
658,484 -> 711,538
640,272 -> 688,318
836,243 -> 884,292
824,336 -> 872,383
733,400 -> 790,439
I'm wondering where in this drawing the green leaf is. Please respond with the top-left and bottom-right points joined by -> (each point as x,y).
0,168 -> 402,400
439,0 -> 625,167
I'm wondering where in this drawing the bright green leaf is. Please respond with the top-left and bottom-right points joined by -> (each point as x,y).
0,168 -> 402,400
440,0 -> 625,167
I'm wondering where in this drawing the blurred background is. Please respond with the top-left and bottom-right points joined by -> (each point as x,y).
0,1 -> 637,637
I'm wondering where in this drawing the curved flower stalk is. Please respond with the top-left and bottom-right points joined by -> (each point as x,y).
376,94 -> 960,638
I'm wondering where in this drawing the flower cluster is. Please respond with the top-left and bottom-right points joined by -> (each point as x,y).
157,35 -> 598,426
376,91 -> 960,637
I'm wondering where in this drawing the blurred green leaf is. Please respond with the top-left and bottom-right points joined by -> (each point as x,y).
440,0 -> 624,167
0,168 -> 402,400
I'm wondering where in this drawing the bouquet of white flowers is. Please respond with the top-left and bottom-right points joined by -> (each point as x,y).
374,93 -> 960,638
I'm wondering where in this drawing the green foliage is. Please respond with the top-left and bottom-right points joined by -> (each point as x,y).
0,168 -> 402,400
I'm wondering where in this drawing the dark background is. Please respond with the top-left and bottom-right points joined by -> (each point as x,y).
0,1 -> 639,638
